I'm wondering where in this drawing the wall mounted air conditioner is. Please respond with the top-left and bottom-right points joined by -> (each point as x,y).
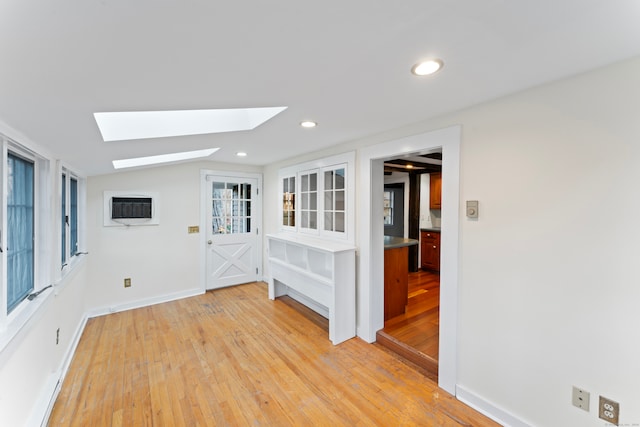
103,191 -> 160,226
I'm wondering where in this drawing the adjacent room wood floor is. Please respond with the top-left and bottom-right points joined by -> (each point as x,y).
49,282 -> 497,426
377,270 -> 441,379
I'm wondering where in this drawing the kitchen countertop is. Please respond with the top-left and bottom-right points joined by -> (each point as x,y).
420,227 -> 441,232
384,236 -> 419,249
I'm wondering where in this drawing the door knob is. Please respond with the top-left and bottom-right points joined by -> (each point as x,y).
208,240 -> 212,245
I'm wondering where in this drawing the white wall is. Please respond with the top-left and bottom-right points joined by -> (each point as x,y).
4,55 -> 638,427
264,56 -> 640,426
85,161 -> 262,313
0,260 -> 87,427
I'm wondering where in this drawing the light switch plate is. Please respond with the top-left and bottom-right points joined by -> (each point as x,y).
466,200 -> 479,218
572,386 -> 590,411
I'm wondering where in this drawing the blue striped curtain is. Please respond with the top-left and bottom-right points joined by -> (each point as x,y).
7,153 -> 34,313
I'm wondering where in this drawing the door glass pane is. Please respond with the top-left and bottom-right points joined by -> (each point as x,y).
324,212 -> 333,231
7,153 -> 35,313
309,192 -> 317,210
335,212 -> 345,232
282,176 -> 295,227
335,190 -> 345,211
309,211 -> 317,229
335,168 -> 345,189
211,180 -> 252,234
324,170 -> 333,190
324,191 -> 333,209
212,182 -> 226,198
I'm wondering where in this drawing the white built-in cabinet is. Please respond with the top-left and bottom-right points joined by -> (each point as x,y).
267,233 -> 356,345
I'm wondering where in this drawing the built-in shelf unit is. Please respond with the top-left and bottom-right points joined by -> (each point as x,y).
267,233 -> 356,345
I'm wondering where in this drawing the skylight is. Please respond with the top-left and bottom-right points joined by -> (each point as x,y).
112,148 -> 220,169
94,107 -> 287,141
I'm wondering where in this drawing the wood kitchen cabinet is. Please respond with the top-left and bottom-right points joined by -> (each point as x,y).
384,246 -> 409,321
421,230 -> 440,272
429,172 -> 442,209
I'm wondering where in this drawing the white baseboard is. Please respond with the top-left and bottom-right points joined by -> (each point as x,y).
456,384 -> 533,427
286,288 -> 330,319
26,373 -> 60,427
86,288 -> 204,318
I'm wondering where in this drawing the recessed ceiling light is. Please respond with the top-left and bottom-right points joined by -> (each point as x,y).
300,120 -> 317,128
236,152 -> 247,157
112,148 -> 220,169
94,107 -> 287,142
411,59 -> 444,76
406,164 -> 414,169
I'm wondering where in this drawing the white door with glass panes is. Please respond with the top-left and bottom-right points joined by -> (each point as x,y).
206,175 -> 260,289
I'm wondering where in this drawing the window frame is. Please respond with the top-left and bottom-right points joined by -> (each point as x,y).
5,151 -> 36,313
0,138 -> 51,324
278,152 -> 355,243
281,175 -> 296,229
59,164 -> 85,275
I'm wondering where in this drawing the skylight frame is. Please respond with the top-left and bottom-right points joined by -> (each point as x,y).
112,148 -> 220,169
94,106 -> 287,142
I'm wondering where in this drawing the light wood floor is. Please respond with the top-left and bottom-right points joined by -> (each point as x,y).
378,270 -> 440,378
49,282 -> 497,426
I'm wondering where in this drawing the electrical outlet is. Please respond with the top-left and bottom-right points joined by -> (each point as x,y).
599,396 -> 619,426
124,278 -> 131,288
56,328 -> 60,345
572,386 -> 590,411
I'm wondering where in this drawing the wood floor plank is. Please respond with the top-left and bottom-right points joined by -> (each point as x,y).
49,282 -> 498,426
381,270 -> 441,363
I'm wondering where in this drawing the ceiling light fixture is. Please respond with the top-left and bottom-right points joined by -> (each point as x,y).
236,152 -> 247,157
411,59 -> 444,76
112,148 -> 220,169
300,120 -> 317,128
94,107 -> 287,142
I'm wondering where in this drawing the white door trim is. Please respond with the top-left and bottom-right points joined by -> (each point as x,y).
357,125 -> 461,395
200,170 -> 263,292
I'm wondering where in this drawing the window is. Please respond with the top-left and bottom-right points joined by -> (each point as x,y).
278,152 -> 355,242
61,171 -> 80,267
61,173 -> 66,265
323,167 -> 345,233
383,191 -> 393,225
282,176 -> 295,227
212,181 -> 252,234
0,135 -> 86,340
299,171 -> 318,231
6,153 -> 35,313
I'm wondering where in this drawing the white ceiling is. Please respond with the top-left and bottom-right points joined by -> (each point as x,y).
1,0 -> 639,176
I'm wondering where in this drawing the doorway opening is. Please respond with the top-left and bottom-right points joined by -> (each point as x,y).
356,125 -> 460,394
377,151 -> 442,381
